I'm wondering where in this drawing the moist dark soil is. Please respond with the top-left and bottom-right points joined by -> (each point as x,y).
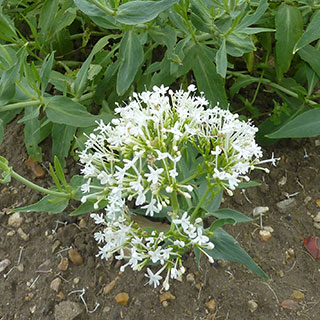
0,118 -> 320,320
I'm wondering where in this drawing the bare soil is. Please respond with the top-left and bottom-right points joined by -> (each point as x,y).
0,118 -> 319,320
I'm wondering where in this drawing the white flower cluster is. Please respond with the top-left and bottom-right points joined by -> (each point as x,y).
91,211 -> 213,290
78,85 -> 266,289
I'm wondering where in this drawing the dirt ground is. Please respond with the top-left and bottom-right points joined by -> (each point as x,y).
0,117 -> 319,320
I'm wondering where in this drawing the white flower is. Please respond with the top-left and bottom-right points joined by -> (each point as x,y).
141,198 -> 160,216
145,268 -> 162,288
145,166 -> 164,185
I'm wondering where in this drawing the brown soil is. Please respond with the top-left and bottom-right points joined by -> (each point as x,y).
0,118 -> 319,320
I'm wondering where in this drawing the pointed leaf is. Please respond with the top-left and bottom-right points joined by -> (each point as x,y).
275,4 -> 303,80
24,106 -> 42,161
0,118 -> 3,144
267,108 -> 320,139
40,52 -> 55,96
206,228 -> 268,279
45,96 -> 99,127
216,37 -> 227,78
191,45 -> 228,108
116,0 -> 179,25
116,31 -> 144,95
298,45 -> 320,79
294,11 -> 320,53
70,200 -> 108,216
206,208 -> 252,223
12,194 -> 69,214
52,123 -> 76,168
209,218 -> 236,232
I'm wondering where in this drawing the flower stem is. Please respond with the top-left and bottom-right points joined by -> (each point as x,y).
11,170 -> 69,198
170,190 -> 179,213
190,187 -> 211,222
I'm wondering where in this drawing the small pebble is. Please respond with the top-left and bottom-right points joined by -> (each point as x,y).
17,227 -> 29,241
313,212 -> 320,222
103,306 -> 111,313
291,290 -> 305,301
50,278 -> 62,292
162,301 -> 169,307
8,212 -> 24,228
58,257 -> 69,271
276,199 -> 297,213
54,301 -> 83,320
57,291 -> 65,299
278,176 -> 287,186
68,248 -> 83,265
259,230 -> 272,242
103,277 -> 120,295
278,270 -> 284,277
73,277 -> 80,284
280,299 -> 300,311
315,139 -> 320,146
7,230 -> 15,237
115,292 -> 129,306
29,305 -> 36,314
17,263 -> 24,272
79,219 -> 87,228
186,273 -> 195,283
304,196 -> 312,204
314,222 -> 320,229
252,206 -> 269,217
0,259 -> 11,273
195,283 -> 202,291
159,291 -> 176,303
248,300 -> 258,313
52,240 -> 61,254
205,299 -> 217,313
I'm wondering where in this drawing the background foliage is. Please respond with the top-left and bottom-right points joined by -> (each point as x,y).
0,0 -> 320,166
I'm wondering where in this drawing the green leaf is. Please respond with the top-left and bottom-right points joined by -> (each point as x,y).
45,96 -> 99,127
226,33 -> 255,57
294,11 -> 320,53
237,181 -> 261,188
0,118 -> 3,144
24,106 -> 42,161
267,108 -> 320,139
0,10 -> 17,42
0,59 -> 21,106
70,200 -> 108,216
208,218 -> 236,232
52,123 -> 76,168
236,0 -> 268,31
298,45 -> 320,79
54,156 -> 68,188
40,52 -> 55,96
116,0 -> 179,25
275,4 -> 303,80
73,0 -> 106,16
216,37 -> 227,78
205,208 -> 252,223
38,0 -> 58,38
73,35 -> 112,97
149,25 -> 177,50
191,44 -> 228,108
12,194 -> 69,214
116,30 -> 144,96
206,228 -> 268,280
230,75 -> 257,98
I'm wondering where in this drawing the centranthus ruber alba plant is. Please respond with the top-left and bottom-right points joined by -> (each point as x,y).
78,85 -> 277,290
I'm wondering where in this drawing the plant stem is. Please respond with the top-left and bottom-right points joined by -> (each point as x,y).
11,170 -> 69,198
229,71 -> 318,106
170,190 -> 179,213
190,187 -> 211,222
0,100 -> 41,112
